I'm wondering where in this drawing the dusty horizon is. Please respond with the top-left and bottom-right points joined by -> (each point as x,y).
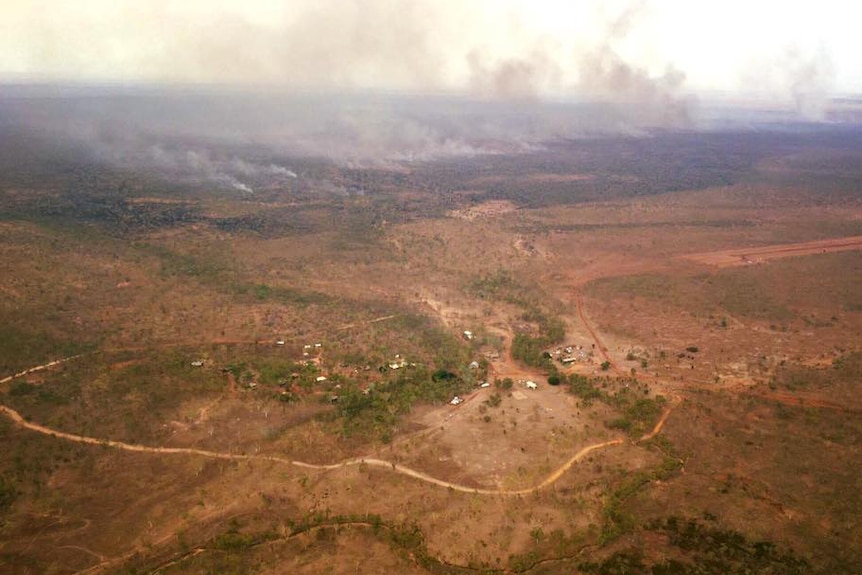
3,1 -> 859,112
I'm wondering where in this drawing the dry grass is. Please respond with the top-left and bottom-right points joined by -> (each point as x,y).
1,135 -> 860,574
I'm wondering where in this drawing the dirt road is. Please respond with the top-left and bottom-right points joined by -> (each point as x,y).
0,355 -> 86,385
0,312 -> 684,500
638,398 -> 679,442
576,294 -> 619,373
682,235 -> 862,268
336,314 -> 397,331
0,396 -> 632,496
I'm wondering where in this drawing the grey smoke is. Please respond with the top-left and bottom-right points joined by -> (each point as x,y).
0,0 -> 710,175
577,48 -> 692,126
227,158 -> 297,178
455,1 -> 693,128
466,48 -> 563,101
3,0 -> 695,126
268,165 -> 297,178
221,175 -> 254,194
1,84 -> 690,175
739,45 -> 835,121
788,47 -> 835,120
104,145 -> 295,193
574,0 -> 693,127
118,0 -> 447,92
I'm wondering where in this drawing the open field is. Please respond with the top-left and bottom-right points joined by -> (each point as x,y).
1,101 -> 860,575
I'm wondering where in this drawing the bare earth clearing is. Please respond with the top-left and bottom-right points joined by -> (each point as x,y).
681,235 -> 862,267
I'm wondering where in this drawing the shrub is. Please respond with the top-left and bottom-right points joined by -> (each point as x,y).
0,477 -> 16,512
432,369 -> 457,382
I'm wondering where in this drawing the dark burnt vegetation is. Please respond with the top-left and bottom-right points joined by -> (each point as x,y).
409,129 -> 862,209
3,121 -> 862,246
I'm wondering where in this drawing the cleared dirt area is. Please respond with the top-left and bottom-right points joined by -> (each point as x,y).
682,235 -> 862,267
447,199 -> 517,220
397,383 -> 621,491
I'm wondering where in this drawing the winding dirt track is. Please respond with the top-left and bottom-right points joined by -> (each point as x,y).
0,402 -> 624,495
0,297 -> 681,498
0,357 -> 645,496
638,399 -> 678,442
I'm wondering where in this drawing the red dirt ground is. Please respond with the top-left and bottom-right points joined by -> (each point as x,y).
681,235 -> 862,267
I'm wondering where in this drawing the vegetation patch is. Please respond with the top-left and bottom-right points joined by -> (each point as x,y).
583,517 -> 810,575
335,367 -> 468,441
0,324 -> 93,376
585,269 -> 796,322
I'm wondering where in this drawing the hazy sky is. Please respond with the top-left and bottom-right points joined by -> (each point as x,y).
2,0 -> 859,100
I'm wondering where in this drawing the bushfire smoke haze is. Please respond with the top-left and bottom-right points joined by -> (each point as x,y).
3,1 -> 859,97
1,0 -> 860,169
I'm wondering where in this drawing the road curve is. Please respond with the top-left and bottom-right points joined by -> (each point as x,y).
2,351 -> 682,496
0,402 -> 625,496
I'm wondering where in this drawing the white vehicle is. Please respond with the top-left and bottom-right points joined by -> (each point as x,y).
276,339 -> 285,345
480,382 -> 491,388
450,396 -> 464,405
525,380 -> 538,390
